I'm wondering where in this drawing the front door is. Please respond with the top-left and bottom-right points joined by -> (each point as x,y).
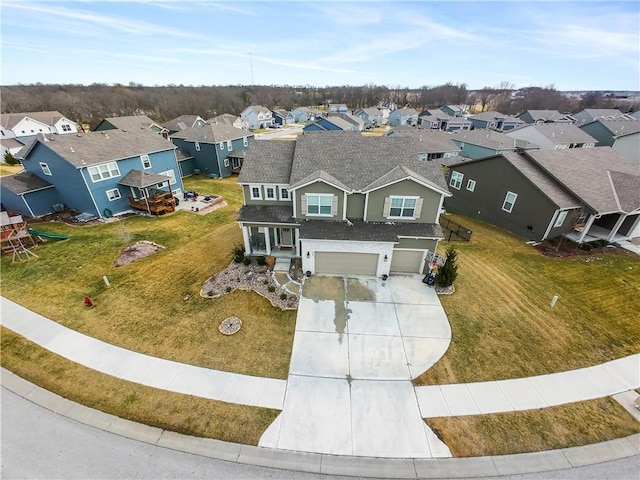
279,228 -> 292,247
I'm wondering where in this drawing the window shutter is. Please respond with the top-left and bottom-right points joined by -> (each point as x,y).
414,198 -> 423,219
301,195 -> 307,216
331,195 -> 338,216
383,197 -> 391,217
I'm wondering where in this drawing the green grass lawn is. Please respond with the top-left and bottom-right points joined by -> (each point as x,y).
0,176 -> 296,379
415,213 -> 640,386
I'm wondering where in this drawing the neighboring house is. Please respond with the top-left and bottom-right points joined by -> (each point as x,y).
237,132 -> 452,276
272,109 -> 295,126
572,109 -> 633,125
0,111 -> 77,141
388,108 -> 419,126
505,124 -> 597,150
353,107 -> 383,129
450,129 -> 540,160
441,105 -> 470,117
162,115 -> 205,135
327,103 -> 349,114
292,106 -> 324,123
517,110 -> 576,124
1,130 -> 183,219
303,116 -> 358,132
207,113 -> 247,130
240,105 -> 274,130
385,127 -> 461,160
94,115 -> 169,137
579,119 -> 640,165
444,147 -> 639,243
0,127 -> 25,158
419,110 -> 472,132
328,113 -> 366,131
467,111 -> 525,131
170,124 -> 254,177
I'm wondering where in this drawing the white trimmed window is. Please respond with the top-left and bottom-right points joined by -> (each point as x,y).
250,185 -> 262,200
388,196 -> 418,218
279,187 -> 289,200
227,140 -> 233,151
466,179 -> 476,192
106,188 -> 121,201
224,158 -> 229,167
243,137 -> 248,147
159,169 -> 176,185
195,141 -> 200,151
88,162 -> 120,182
306,194 -> 333,215
61,124 -> 72,132
265,186 -> 276,200
140,154 -> 151,169
450,171 -> 463,190
502,191 -> 518,213
40,162 -> 52,176
554,211 -> 568,227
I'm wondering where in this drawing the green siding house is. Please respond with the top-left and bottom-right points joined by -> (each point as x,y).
237,132 -> 452,277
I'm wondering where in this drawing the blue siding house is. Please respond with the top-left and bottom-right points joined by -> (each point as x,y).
353,107 -> 383,128
303,116 -> 358,132
272,109 -> 295,126
468,111 -> 525,131
170,124 -> 254,177
1,130 -> 182,219
388,108 -> 419,126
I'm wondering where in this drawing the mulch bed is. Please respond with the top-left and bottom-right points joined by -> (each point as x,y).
201,262 -> 299,310
114,241 -> 164,267
533,240 -> 630,259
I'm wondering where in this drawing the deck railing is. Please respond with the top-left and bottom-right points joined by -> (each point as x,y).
128,193 -> 176,215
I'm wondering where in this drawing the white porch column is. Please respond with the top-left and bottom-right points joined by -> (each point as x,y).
294,228 -> 300,256
241,224 -> 251,254
608,214 -> 628,242
264,227 -> 271,255
578,215 -> 596,243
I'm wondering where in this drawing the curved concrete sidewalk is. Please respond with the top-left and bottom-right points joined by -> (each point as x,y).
0,297 -> 286,410
2,370 -> 639,479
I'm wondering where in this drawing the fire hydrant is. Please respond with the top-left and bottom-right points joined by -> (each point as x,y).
84,296 -> 94,307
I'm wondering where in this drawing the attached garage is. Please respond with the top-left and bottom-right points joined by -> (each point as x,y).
390,249 -> 426,274
315,252 -> 379,276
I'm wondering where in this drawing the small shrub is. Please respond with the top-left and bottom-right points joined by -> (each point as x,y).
268,285 -> 276,293
435,247 -> 459,288
580,243 -> 593,251
232,244 -> 245,263
256,256 -> 267,266
225,286 -> 232,293
280,293 -> 287,300
242,257 -> 251,266
263,279 -> 269,284
3,151 -> 18,166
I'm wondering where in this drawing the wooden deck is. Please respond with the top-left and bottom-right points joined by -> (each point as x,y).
128,193 -> 176,215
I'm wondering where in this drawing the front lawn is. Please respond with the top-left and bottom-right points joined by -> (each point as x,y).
0,176 -> 296,379
415,213 -> 640,386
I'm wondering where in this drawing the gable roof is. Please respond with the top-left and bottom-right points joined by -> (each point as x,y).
525,147 -> 639,214
23,130 -> 176,168
237,140 -> 295,184
294,106 -> 323,115
355,107 -> 381,117
244,105 -> 271,115
1,111 -> 69,130
391,107 -> 418,116
97,115 -> 163,131
588,118 -> 640,138
451,129 -> 539,151
309,116 -> 355,131
0,170 -> 54,194
468,110 -> 523,123
119,169 -> 171,188
162,115 -> 202,132
0,137 -> 25,150
386,128 -> 460,153
170,123 -> 248,143
507,124 -> 598,145
207,113 -> 240,126
576,109 -> 625,121
519,110 -> 574,122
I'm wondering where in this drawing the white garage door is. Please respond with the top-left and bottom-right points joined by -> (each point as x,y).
315,252 -> 378,276
390,250 -> 425,273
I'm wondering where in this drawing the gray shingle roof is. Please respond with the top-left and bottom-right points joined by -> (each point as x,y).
162,115 -> 202,132
519,110 -> 574,122
237,140 -> 295,184
593,118 -> 640,137
451,129 -> 539,151
119,169 -> 171,188
238,204 -> 299,224
175,149 -> 193,161
299,219 -> 444,242
0,137 -> 25,150
207,113 -> 240,126
1,111 -> 68,130
0,170 -> 54,194
525,147 -> 639,213
98,115 -> 163,131
171,123 -> 248,143
289,132 -> 450,193
468,110 -> 523,123
509,124 -> 598,145
385,128 -> 460,153
393,108 -> 418,116
26,130 -> 175,168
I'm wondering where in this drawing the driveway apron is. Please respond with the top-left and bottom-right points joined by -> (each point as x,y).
259,275 -> 453,458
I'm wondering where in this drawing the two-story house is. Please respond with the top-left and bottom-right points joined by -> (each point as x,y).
240,105 -> 274,130
419,110 -> 473,132
1,130 -> 183,218
272,109 -> 295,126
353,107 -> 384,129
388,108 -> 419,126
207,113 -> 248,130
327,103 -> 349,114
467,111 -> 525,131
170,124 -> 254,177
237,132 -> 451,277
162,115 -> 206,135
579,119 -> 640,165
517,110 -> 576,124
450,130 -> 540,160
441,105 -> 470,117
292,106 -> 324,123
505,124 -> 598,150
1,111 -> 78,142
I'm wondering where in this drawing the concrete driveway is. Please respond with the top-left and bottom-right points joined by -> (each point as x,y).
259,275 -> 452,458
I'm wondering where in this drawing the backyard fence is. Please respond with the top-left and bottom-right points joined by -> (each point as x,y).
440,216 -> 473,242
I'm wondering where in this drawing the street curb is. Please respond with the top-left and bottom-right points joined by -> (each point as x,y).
2,368 -> 638,478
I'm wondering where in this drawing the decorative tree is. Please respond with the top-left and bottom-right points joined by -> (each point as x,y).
3,151 -> 18,165
435,247 -> 459,288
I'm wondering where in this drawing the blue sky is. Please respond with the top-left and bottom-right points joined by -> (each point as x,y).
1,1 -> 638,90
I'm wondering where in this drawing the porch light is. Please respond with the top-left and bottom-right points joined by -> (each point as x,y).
306,251 -> 310,258
384,254 -> 388,262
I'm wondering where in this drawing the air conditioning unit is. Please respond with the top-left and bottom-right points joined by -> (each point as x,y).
52,203 -> 64,212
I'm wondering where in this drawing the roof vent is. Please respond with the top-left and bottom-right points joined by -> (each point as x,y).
70,147 -> 75,152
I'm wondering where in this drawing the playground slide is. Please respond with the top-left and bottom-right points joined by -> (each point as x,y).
27,228 -> 70,240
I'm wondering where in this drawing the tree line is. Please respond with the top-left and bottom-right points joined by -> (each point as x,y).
1,82 -> 634,130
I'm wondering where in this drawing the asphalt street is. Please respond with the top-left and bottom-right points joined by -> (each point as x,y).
2,388 -> 638,480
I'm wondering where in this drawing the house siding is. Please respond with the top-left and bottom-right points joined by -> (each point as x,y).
444,157 -> 570,240
294,181 -> 344,220
395,238 -> 437,249
0,187 -> 61,217
613,134 -> 640,165
178,158 -> 195,177
242,185 -> 291,206
452,141 -> 499,159
366,179 -> 441,223
171,136 -> 250,178
579,122 -> 614,147
346,193 -> 366,220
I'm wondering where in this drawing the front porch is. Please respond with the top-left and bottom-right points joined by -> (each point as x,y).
567,212 -> 640,244
242,225 -> 300,258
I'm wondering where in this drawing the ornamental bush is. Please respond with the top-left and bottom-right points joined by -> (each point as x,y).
435,247 -> 459,288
